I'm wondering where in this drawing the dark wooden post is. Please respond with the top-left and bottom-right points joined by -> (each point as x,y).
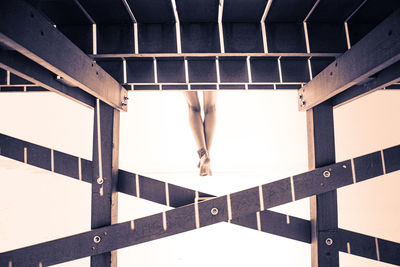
91,99 -> 120,267
307,100 -> 339,267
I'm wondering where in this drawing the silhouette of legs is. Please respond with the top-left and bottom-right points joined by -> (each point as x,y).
184,90 -> 217,176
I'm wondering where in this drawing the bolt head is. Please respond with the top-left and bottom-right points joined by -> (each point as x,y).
323,170 -> 331,178
93,235 -> 101,243
325,238 -> 333,246
97,177 -> 104,185
211,208 -> 219,216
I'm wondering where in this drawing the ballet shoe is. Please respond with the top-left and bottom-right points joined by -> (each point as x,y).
198,148 -> 212,176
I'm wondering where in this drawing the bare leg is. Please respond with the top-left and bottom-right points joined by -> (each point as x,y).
203,91 -> 217,152
183,91 -> 207,151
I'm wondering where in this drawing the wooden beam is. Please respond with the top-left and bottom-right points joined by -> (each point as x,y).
91,100 -> 120,267
0,50 -> 95,108
299,9 -> 400,111
0,132 -> 310,244
338,229 -> 400,266
0,0 -> 128,111
93,52 -> 341,59
332,61 -> 400,107
1,144 -> 399,266
307,102 -> 339,267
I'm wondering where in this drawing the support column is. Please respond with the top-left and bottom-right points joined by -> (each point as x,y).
307,100 -> 339,267
91,99 -> 120,267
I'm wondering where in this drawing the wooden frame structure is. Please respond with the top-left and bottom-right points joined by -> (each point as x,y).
0,0 -> 400,266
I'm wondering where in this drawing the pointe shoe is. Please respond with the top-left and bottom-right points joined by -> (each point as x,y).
198,148 -> 212,176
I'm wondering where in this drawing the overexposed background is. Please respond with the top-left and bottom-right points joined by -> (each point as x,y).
0,89 -> 399,266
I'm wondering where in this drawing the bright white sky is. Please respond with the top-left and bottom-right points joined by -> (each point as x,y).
0,90 -> 399,267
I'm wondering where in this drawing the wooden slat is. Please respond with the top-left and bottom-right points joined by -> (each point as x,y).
0,0 -> 127,111
91,100 -> 119,267
332,61 -> 400,107
338,229 -> 400,266
307,102 -> 339,267
2,144 -> 399,266
0,50 -> 95,108
299,9 -> 400,111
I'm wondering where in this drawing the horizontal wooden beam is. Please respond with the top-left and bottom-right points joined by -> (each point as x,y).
0,132 -> 311,244
0,0 -> 128,111
337,229 -> 400,266
93,53 -> 341,59
118,171 -> 311,244
0,51 -> 95,108
299,9 -> 400,111
1,143 -> 399,266
332,61 -> 400,107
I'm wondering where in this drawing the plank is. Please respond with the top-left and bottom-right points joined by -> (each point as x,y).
338,229 -> 400,266
299,9 -> 400,111
91,100 -> 120,267
0,50 -> 95,108
2,144 -> 399,266
0,0 -> 127,111
332,61 -> 400,107
307,102 -> 339,267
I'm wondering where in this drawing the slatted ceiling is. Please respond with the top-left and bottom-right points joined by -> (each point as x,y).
307,23 -> 347,53
176,0 -> 218,23
347,0 -> 400,46
219,57 -> 248,82
0,69 -> 6,84
78,0 -> 131,24
266,23 -> 307,52
96,59 -> 124,83
125,0 -> 175,23
309,57 -> 336,77
248,84 -> 274,89
222,0 -> 268,22
134,85 -> 159,90
348,0 -> 400,23
280,57 -> 310,82
187,57 -> 218,83
30,0 -> 91,25
250,57 -> 280,82
223,23 -> 263,52
9,73 -> 33,85
138,23 -> 177,53
96,24 -> 135,54
157,58 -> 186,83
180,23 -> 220,52
266,0 -> 316,22
191,84 -> 217,90
126,58 -> 154,83
57,25 -> 92,54
276,84 -> 302,89
306,0 -> 366,22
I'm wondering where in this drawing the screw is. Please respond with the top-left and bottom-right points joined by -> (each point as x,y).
301,100 -> 306,106
211,208 -> 219,216
299,94 -> 303,99
323,170 -> 331,178
97,177 -> 104,185
325,238 -> 333,246
121,102 -> 127,106
342,165 -> 347,168
124,96 -> 129,100
93,235 -> 101,243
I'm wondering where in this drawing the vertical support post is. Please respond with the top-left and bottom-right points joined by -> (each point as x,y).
307,100 -> 339,267
91,99 -> 120,267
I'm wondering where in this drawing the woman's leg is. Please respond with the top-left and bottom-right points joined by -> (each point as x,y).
203,91 -> 217,152
183,91 -> 207,151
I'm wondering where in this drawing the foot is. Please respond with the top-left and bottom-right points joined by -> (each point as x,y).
198,148 -> 212,176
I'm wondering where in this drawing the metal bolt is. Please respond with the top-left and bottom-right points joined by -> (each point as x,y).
93,236 -> 101,243
301,100 -> 306,106
323,170 -> 331,178
325,238 -> 333,246
124,96 -> 129,100
342,165 -> 347,168
121,102 -> 127,106
211,208 -> 219,216
299,94 -> 303,99
97,177 -> 104,185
